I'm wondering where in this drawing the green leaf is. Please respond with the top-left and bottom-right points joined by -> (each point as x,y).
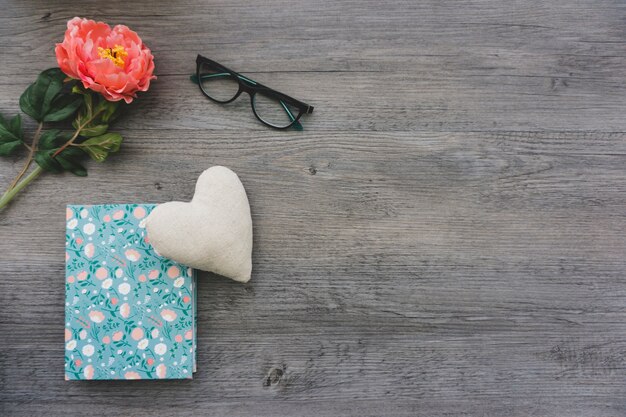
97,100 -> 121,124
70,91 -> 120,136
19,84 -> 38,120
34,150 -> 63,173
38,129 -> 63,150
79,133 -> 123,162
20,68 -> 79,122
20,68 -> 62,121
58,146 -> 84,160
72,111 -> 87,130
73,85 -> 93,115
0,141 -> 22,156
33,145 -> 87,176
80,124 -> 108,138
9,114 -> 22,139
42,72 -> 64,116
0,115 -> 21,142
0,113 -> 23,156
57,153 -> 87,176
44,94 -> 82,122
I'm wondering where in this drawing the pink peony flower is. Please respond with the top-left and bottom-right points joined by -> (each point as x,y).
55,17 -> 156,103
84,243 -> 95,258
131,327 -> 144,341
119,302 -> 131,319
95,267 -> 108,280
167,266 -> 180,279
124,249 -> 141,262
133,206 -> 146,219
160,309 -> 177,322
88,310 -> 105,323
156,364 -> 167,379
84,365 -> 94,380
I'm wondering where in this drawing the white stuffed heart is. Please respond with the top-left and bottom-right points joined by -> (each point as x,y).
145,166 -> 253,283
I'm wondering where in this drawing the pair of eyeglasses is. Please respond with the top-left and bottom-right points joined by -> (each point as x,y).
191,55 -> 314,130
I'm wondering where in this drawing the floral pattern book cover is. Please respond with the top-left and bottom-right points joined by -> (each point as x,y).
64,204 -> 196,380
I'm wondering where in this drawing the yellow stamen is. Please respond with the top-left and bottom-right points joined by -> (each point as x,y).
98,44 -> 128,68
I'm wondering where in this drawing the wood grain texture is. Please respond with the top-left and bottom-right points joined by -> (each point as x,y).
1,0 -> 625,416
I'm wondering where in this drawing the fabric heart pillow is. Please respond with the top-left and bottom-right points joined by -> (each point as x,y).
145,166 -> 253,283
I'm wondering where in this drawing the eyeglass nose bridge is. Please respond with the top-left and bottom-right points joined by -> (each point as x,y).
225,83 -> 268,127
226,76 -> 257,107
239,87 -> 259,120
237,82 -> 257,97
236,83 -> 259,122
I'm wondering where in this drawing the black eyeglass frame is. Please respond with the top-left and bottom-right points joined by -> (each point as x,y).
194,54 -> 314,130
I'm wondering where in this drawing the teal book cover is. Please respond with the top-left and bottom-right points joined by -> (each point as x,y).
64,204 -> 196,380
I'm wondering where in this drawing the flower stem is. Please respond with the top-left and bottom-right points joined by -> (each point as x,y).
0,166 -> 42,210
0,109 -> 104,210
7,122 -> 43,190
53,109 -> 104,157
0,106 -> 107,210
52,129 -> 82,157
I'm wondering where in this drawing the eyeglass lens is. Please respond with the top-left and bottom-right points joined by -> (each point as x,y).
199,61 -> 302,128
252,91 -> 301,128
198,62 -> 239,102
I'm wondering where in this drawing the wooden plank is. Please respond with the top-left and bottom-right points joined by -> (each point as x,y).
1,131 -> 626,415
1,2 -> 626,133
3,72 -> 626,132
1,9 -> 625,130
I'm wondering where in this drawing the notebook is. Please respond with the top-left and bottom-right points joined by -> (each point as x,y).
64,204 -> 196,380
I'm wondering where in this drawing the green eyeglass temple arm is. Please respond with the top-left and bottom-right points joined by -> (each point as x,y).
191,73 -> 306,131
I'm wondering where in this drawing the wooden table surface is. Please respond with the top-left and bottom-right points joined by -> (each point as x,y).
1,1 -> 625,416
